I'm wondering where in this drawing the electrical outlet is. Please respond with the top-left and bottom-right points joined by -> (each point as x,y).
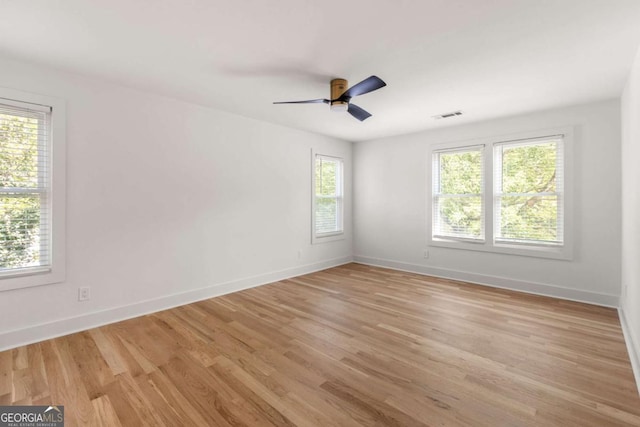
78,287 -> 90,301
424,250 -> 429,259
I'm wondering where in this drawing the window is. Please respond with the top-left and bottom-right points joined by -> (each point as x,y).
432,146 -> 484,241
313,154 -> 343,241
429,130 -> 572,259
0,90 -> 65,291
494,137 -> 564,246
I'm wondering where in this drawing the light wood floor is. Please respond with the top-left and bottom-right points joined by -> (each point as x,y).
1,264 -> 639,426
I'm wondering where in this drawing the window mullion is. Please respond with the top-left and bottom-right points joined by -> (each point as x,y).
483,143 -> 492,244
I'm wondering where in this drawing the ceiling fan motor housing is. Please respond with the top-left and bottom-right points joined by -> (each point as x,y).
330,78 -> 349,112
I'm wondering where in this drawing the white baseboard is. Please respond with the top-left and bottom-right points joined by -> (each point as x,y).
353,255 -> 619,307
0,256 -> 352,352
619,308 -> 640,396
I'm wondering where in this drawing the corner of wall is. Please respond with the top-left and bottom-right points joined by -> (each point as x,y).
619,307 -> 640,395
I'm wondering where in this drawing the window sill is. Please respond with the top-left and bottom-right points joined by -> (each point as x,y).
312,232 -> 345,244
429,238 -> 572,260
0,267 -> 65,292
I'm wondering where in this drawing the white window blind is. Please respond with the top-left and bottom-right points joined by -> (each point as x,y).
494,136 -> 564,246
0,100 -> 52,276
314,155 -> 343,237
432,145 -> 484,241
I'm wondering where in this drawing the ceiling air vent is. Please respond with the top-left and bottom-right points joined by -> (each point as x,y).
433,111 -> 463,120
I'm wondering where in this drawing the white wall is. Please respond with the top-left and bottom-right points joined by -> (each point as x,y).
621,47 -> 640,389
354,100 -> 621,306
0,57 -> 352,350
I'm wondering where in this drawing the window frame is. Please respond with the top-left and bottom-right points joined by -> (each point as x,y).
427,127 -> 573,260
0,88 -> 66,291
312,152 -> 344,244
493,136 -> 565,247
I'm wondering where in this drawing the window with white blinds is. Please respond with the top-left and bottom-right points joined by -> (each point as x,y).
429,130 -> 572,259
314,154 -> 343,239
0,100 -> 52,277
432,146 -> 484,241
494,136 -> 564,246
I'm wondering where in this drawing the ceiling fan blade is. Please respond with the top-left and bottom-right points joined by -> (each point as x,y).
338,76 -> 386,101
347,103 -> 372,121
273,99 -> 329,104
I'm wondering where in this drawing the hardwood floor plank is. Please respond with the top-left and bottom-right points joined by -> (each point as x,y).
1,263 -> 638,426
89,329 -> 128,376
101,377 -> 149,427
320,379 -> 428,427
211,355 -> 306,427
26,344 -> 50,401
0,350 -> 12,396
207,359 -> 293,427
10,368 -> 32,402
41,340 -> 95,426
12,346 -> 28,370
145,369 -> 212,427
91,395 -> 123,427
159,353 -> 238,426
96,326 -> 146,378
66,332 -> 115,399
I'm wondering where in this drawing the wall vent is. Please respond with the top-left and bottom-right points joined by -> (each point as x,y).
433,111 -> 463,120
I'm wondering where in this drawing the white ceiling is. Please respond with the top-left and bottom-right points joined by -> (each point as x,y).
1,0 -> 640,142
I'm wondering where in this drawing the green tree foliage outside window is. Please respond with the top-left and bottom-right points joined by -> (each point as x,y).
315,156 -> 342,235
0,112 -> 42,269
497,142 -> 560,244
433,149 -> 483,239
433,138 -> 562,246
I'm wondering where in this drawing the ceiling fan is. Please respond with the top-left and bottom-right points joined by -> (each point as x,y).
273,76 -> 386,121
